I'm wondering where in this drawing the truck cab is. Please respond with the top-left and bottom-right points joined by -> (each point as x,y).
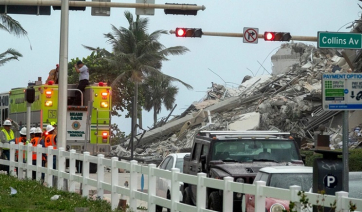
182,131 -> 303,211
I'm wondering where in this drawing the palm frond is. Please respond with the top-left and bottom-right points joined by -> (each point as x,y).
0,14 -> 27,36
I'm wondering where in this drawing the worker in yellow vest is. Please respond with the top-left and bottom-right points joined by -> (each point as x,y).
0,119 -> 17,174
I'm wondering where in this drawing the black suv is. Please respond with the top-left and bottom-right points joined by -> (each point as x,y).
182,131 -> 303,211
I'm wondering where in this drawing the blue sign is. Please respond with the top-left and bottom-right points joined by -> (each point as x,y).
329,104 -> 362,109
344,89 -> 349,94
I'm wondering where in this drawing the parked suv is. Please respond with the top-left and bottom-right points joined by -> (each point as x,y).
182,131 -> 303,211
245,166 -> 313,212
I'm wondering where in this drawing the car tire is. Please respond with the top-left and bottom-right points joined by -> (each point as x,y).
209,191 -> 223,211
183,187 -> 193,205
156,205 -> 163,212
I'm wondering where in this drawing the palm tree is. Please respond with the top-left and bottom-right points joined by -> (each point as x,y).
142,73 -> 179,126
85,11 -> 192,138
0,14 -> 27,66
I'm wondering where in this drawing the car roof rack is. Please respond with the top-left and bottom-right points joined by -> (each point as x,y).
198,131 -> 291,139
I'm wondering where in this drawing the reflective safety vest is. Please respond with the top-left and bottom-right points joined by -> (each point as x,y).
30,137 -> 43,160
1,129 -> 15,150
44,134 -> 57,150
15,137 -> 29,161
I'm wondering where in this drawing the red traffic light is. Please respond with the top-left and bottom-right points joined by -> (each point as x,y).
264,32 -> 291,42
175,28 -> 203,38
176,28 -> 186,37
264,32 -> 275,41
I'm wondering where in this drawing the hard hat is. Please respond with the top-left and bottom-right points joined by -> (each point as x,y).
35,127 -> 43,134
20,127 -> 27,135
46,125 -> 55,133
3,120 -> 11,126
30,127 -> 36,134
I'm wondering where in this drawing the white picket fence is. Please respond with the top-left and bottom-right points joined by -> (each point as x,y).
1,141 -> 362,212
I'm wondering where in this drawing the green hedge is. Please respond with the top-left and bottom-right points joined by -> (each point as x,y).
300,149 -> 362,171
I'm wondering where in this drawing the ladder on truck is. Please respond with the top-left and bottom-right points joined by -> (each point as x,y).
199,130 -> 291,139
93,103 -> 111,154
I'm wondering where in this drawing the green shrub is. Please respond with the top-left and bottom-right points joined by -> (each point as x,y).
301,149 -> 362,171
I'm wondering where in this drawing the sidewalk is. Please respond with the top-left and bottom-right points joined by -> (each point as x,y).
73,169 -> 150,211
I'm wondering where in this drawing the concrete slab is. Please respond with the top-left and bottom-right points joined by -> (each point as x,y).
228,112 -> 260,131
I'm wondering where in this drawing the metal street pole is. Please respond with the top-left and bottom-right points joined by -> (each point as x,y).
342,111 -> 349,192
169,30 -> 318,42
0,0 -> 206,11
58,0 -> 69,149
26,103 -> 31,140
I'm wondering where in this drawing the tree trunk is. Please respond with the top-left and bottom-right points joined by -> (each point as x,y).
138,108 -> 142,129
153,107 -> 157,127
130,81 -> 138,154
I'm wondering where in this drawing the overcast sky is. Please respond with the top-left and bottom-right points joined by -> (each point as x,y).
0,0 -> 360,134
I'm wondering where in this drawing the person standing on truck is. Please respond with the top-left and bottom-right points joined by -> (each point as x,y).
0,119 -> 18,174
30,127 -> 44,180
73,60 -> 89,105
46,64 -> 59,84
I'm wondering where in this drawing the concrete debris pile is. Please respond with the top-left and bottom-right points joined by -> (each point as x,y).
111,42 -> 362,160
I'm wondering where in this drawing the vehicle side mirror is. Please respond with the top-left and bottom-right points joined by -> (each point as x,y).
200,155 -> 206,163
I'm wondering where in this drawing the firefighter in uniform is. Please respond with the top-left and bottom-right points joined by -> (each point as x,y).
30,127 -> 44,180
44,125 -> 57,169
0,119 -> 17,174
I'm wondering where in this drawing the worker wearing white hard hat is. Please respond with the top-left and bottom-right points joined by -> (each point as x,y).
15,127 -> 29,164
44,125 -> 57,170
0,119 -> 19,174
30,127 -> 45,180
29,127 -> 36,140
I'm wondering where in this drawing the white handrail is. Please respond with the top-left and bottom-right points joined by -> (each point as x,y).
0,141 -> 361,212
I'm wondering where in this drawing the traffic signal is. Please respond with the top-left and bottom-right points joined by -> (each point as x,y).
264,32 -> 291,41
164,3 -> 198,15
53,0 -> 86,11
25,87 -> 35,104
0,5 -> 51,15
175,28 -> 203,38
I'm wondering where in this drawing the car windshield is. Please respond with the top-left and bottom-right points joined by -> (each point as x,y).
269,173 -> 312,191
175,159 -> 184,172
211,139 -> 299,162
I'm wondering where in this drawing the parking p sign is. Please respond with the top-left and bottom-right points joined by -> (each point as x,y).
323,174 -> 338,188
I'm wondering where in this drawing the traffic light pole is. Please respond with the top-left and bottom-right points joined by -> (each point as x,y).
0,0 -> 206,11
169,30 -> 317,42
0,0 -> 206,152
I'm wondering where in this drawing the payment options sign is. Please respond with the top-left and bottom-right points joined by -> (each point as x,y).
323,73 -> 362,110
66,111 -> 87,140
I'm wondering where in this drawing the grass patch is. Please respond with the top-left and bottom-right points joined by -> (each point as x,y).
0,174 -> 121,212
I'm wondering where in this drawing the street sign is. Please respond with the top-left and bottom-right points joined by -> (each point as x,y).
243,27 -> 258,44
318,32 -> 362,49
322,73 -> 362,110
136,0 -> 155,16
91,0 -> 110,16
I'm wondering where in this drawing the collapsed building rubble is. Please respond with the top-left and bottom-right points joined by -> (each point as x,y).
111,25 -> 362,160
